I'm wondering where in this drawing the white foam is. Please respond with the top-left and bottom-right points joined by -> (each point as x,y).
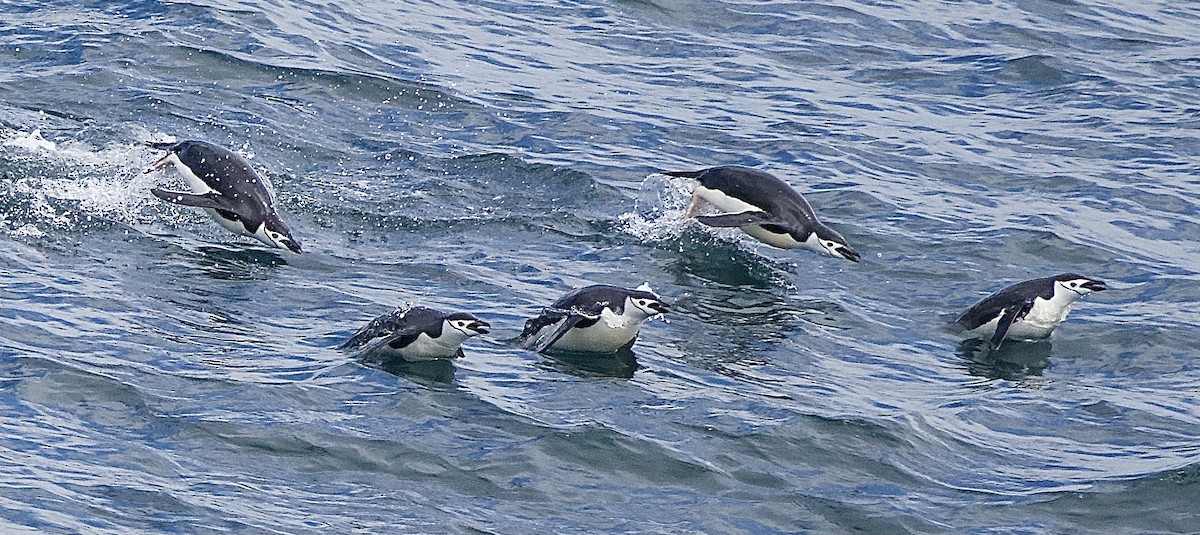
2,129 -> 57,152
615,172 -> 695,242
617,172 -> 747,246
0,128 -> 182,237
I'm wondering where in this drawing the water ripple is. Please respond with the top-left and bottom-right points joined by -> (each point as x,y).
1,0 -> 1199,533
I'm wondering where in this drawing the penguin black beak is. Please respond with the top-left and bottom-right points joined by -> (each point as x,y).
651,301 -> 670,315
1081,280 -> 1107,292
283,239 -> 303,254
839,246 -> 861,263
471,320 -> 491,335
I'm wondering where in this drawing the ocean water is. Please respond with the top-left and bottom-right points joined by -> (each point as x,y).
1,0 -> 1198,533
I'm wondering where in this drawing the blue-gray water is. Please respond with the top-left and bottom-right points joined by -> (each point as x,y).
1,0 -> 1198,533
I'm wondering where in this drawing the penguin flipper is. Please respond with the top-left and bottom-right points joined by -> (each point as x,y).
339,307 -> 429,355
339,320 -> 388,351
151,188 -> 231,211
989,304 -> 1027,349
694,211 -> 774,228
343,336 -> 393,360
514,309 -> 565,349
530,314 -> 590,353
345,330 -> 423,360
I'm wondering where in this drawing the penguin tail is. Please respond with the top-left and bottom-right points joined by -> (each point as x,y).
661,170 -> 705,180
145,140 -> 178,150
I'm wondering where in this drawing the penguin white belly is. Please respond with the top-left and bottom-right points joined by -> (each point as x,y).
165,153 -> 216,195
550,322 -> 640,353
200,208 -> 250,236
690,185 -> 760,216
379,333 -> 464,361
967,298 -> 1072,341
743,224 -> 801,248
1007,300 -> 1072,340
547,307 -> 644,353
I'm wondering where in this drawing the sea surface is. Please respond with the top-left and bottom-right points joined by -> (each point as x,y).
1,0 -> 1198,533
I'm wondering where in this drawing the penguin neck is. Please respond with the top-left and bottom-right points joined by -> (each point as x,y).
800,231 -> 829,256
600,305 -> 636,328
1027,285 -> 1083,327
1047,284 -> 1084,309
436,323 -> 472,347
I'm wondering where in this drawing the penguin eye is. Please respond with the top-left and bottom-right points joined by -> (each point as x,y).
456,319 -> 481,331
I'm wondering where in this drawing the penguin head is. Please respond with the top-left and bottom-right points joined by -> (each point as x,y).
626,284 -> 671,318
813,224 -> 860,262
1053,274 -> 1107,297
262,215 -> 303,254
444,312 -> 491,337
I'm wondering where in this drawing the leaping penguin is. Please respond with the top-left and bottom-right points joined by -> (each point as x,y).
146,140 -> 302,253
516,284 -> 670,354
663,166 -> 859,262
952,273 -> 1107,348
339,305 -> 490,361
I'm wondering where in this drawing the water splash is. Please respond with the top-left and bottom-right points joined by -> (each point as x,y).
616,172 -> 696,243
0,128 -> 169,238
618,171 -> 766,250
2,129 -> 57,153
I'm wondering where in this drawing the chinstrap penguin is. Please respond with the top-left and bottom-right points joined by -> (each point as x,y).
146,140 -> 302,253
516,284 -> 670,353
663,166 -> 859,261
952,273 -> 1107,348
339,305 -> 490,361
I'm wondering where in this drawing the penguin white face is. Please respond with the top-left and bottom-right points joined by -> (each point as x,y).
446,314 -> 490,337
1055,276 -> 1107,297
628,295 -> 670,318
813,226 -> 860,263
262,224 -> 303,254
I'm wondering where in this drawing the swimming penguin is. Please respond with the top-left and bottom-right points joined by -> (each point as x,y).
516,284 -> 670,353
339,305 -> 491,361
952,273 -> 1107,348
146,140 -> 302,253
663,166 -> 859,261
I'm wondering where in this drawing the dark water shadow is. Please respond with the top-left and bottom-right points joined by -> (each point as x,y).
366,357 -> 458,385
669,230 -> 793,289
957,338 -> 1052,381
666,282 -> 837,370
193,245 -> 289,281
539,347 -> 640,379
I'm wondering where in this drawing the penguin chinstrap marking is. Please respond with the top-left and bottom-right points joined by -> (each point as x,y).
516,284 -> 670,354
662,166 -> 859,262
146,140 -> 302,253
952,273 -> 1107,349
339,306 -> 490,362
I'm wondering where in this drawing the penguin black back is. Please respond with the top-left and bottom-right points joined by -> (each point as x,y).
150,140 -> 276,211
664,166 -> 820,231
